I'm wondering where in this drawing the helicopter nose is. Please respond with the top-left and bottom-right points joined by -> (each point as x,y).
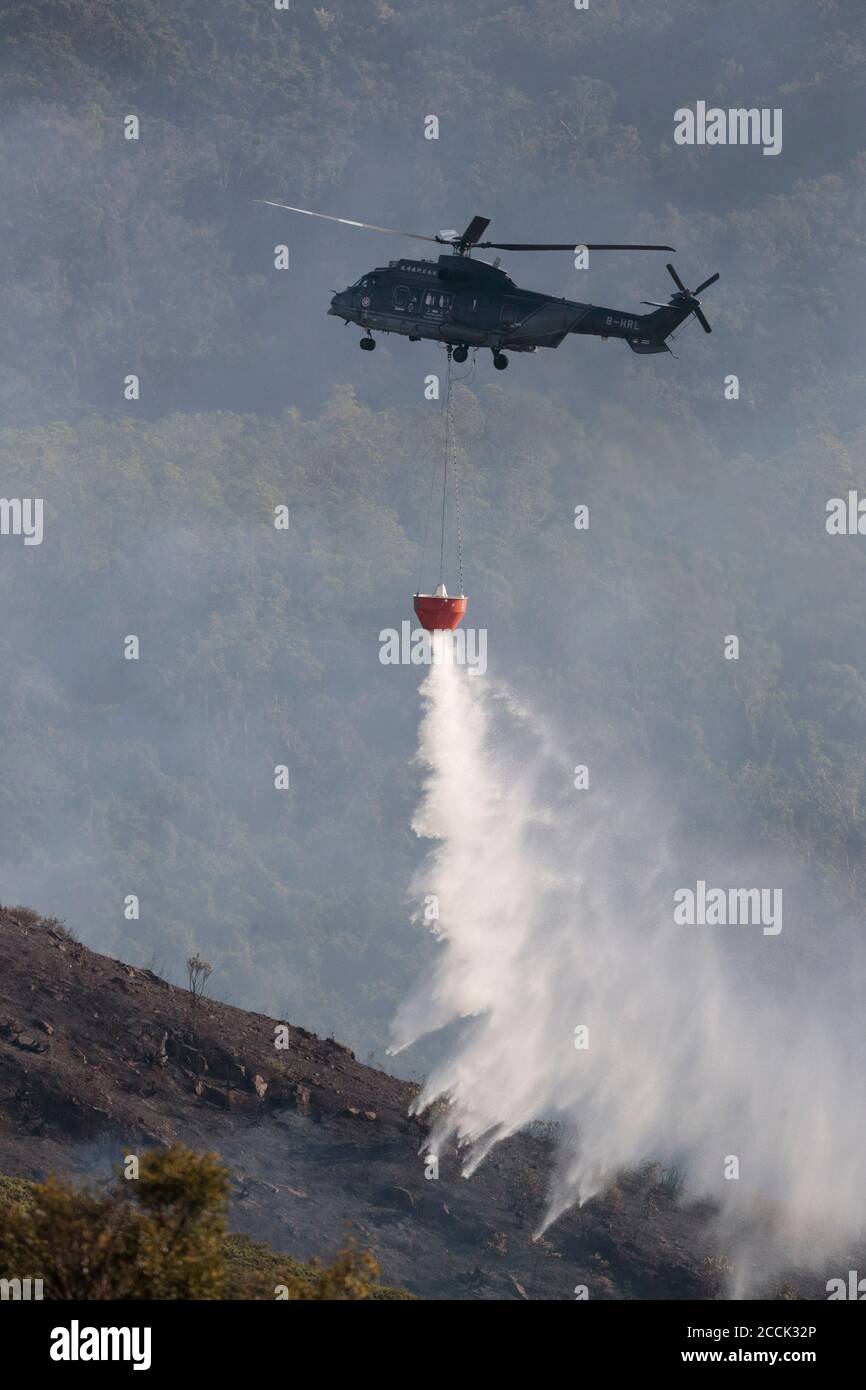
329,288 -> 350,316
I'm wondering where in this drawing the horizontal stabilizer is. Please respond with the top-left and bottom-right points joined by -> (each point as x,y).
627,339 -> 670,355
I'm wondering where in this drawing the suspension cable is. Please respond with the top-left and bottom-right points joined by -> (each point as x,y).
418,359 -> 449,593
449,364 -> 465,595
439,356 -> 449,584
420,347 -> 465,595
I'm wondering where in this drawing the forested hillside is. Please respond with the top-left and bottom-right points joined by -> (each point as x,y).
1,0 -> 863,421
0,0 -> 864,1061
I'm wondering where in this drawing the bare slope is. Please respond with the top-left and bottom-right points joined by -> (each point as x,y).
0,906 -> 826,1300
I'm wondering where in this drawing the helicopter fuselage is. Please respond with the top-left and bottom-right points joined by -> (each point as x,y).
329,253 -> 686,357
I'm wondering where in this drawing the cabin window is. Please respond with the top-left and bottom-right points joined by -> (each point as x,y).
392,285 -> 410,310
422,291 -> 453,318
500,300 -> 521,327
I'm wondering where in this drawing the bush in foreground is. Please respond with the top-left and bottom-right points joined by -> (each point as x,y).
0,1146 -> 402,1300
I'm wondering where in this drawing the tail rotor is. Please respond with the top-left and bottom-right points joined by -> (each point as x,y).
642,264 -> 720,334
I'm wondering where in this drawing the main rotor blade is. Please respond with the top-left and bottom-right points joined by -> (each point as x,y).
666,262 -> 688,292
459,215 -> 491,247
479,241 -> 676,252
693,271 -> 720,295
255,206 -> 677,254
694,308 -> 713,333
256,201 -> 441,244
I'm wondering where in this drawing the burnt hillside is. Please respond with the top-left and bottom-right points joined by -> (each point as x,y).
0,905 -> 840,1301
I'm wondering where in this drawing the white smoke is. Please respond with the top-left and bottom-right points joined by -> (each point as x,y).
391,653 -> 866,1286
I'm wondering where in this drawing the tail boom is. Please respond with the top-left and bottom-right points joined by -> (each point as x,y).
569,302 -> 692,353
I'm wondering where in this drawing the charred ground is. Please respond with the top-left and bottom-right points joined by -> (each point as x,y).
0,906 -> 840,1301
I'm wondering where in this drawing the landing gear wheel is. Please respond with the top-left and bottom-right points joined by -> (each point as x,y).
452,345 -> 469,364
492,352 -> 508,371
360,336 -> 376,351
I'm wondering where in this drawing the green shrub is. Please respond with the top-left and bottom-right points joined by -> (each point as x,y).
0,1145 -> 228,1299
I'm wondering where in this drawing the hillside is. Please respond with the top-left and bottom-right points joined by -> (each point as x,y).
0,905 -> 847,1300
1,0 -> 863,425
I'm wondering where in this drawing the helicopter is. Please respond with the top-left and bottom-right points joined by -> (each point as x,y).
259,202 -> 719,369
